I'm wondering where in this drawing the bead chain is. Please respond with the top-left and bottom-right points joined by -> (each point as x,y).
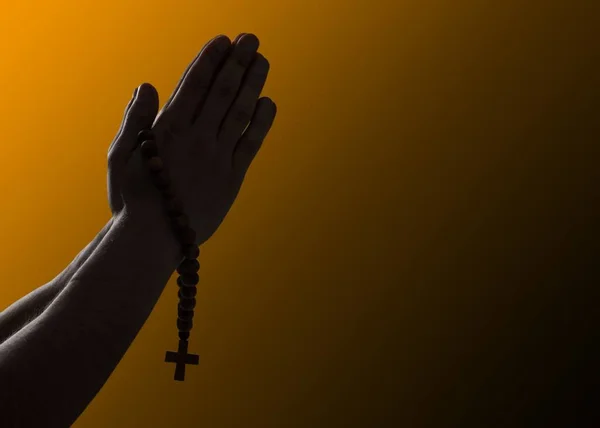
137,129 -> 200,381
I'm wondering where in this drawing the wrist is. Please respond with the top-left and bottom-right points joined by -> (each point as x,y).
114,206 -> 182,273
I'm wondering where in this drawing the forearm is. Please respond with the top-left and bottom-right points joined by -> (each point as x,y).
0,217 -> 114,345
0,209 -> 181,428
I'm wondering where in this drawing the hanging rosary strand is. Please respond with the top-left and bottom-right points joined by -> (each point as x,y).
137,129 -> 200,382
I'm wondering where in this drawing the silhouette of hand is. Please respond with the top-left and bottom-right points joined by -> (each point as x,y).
107,33 -> 276,245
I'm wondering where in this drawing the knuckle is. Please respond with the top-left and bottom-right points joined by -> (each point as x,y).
252,117 -> 268,130
247,78 -> 265,93
232,106 -> 253,124
107,149 -> 118,165
207,38 -> 230,62
255,54 -> 269,72
241,135 -> 261,150
206,47 -> 224,66
192,127 -> 217,145
246,62 -> 269,91
236,54 -> 252,69
218,80 -> 237,98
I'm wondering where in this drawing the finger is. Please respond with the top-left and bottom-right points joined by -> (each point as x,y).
193,33 -> 260,135
108,83 -> 159,162
153,35 -> 232,131
218,53 -> 270,150
108,83 -> 159,197
152,35 -> 222,128
157,34 -> 243,125
232,97 -> 277,174
152,34 -> 245,129
108,88 -> 137,154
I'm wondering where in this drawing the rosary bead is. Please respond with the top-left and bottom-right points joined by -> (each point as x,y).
178,227 -> 196,246
147,156 -> 164,172
172,213 -> 189,229
177,259 -> 200,275
178,307 -> 195,320
137,129 -> 155,143
179,298 -> 197,310
177,318 -> 193,332
152,171 -> 171,190
182,244 -> 200,260
177,276 -> 198,288
179,286 -> 197,298
180,273 -> 199,287
140,140 -> 158,158
178,331 -> 190,341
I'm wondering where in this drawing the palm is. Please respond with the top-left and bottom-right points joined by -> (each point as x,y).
147,130 -> 240,244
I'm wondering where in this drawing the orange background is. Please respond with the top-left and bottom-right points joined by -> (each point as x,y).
0,1 -> 599,426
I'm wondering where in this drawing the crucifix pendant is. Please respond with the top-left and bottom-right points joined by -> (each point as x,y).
165,340 -> 199,381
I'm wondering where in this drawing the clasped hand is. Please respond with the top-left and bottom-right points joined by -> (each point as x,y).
106,33 -> 276,245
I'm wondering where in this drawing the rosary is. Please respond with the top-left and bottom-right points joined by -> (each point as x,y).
137,129 -> 200,382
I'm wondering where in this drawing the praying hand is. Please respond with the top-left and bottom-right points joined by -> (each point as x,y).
0,33 -> 276,428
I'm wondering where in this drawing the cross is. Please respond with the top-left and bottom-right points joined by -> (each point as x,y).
165,340 -> 199,381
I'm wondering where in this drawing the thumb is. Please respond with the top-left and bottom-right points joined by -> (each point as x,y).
107,83 -> 159,212
108,83 -> 159,163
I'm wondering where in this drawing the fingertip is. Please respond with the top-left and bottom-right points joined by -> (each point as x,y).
136,82 -> 158,98
134,83 -> 159,110
260,97 -> 276,114
233,33 -> 246,44
212,34 -> 232,49
126,83 -> 159,128
239,33 -> 260,51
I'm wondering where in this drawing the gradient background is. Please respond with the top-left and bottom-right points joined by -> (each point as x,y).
1,0 -> 599,427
